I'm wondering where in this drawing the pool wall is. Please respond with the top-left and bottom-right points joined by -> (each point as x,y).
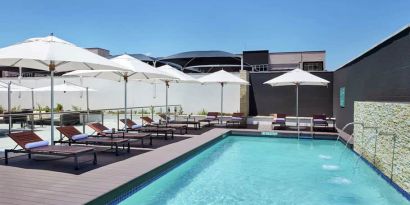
354,101 -> 410,195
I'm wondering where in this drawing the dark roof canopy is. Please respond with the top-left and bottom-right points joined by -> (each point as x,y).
158,50 -> 242,72
110,53 -> 155,62
161,50 -> 239,59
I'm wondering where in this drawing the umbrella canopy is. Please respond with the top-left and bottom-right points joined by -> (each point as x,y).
64,54 -> 169,81
0,81 -> 32,91
198,70 -> 249,85
198,70 -> 249,123
33,83 -> 96,92
263,68 -> 329,86
0,81 -> 34,133
264,68 -> 329,137
0,34 -> 128,143
64,54 -> 174,130
0,35 -> 124,71
136,65 -> 198,83
135,65 -> 199,123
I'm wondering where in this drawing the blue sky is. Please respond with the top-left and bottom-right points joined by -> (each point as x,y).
0,0 -> 409,70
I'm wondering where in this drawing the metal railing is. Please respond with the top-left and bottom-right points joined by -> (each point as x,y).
0,104 -> 182,136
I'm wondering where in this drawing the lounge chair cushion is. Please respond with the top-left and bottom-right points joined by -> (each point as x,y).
206,116 -> 217,119
275,118 -> 286,123
102,129 -> 113,134
72,134 -> 89,141
232,117 -> 243,120
25,140 -> 49,149
131,124 -> 142,129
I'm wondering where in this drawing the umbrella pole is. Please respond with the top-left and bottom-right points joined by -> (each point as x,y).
296,84 -> 299,139
50,67 -> 55,145
220,82 -> 224,124
124,77 -> 128,132
165,81 -> 169,124
86,87 -> 89,123
31,89 -> 35,110
7,81 -> 11,134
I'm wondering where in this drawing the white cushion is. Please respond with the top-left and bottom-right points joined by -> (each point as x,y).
102,129 -> 113,134
72,134 -> 88,141
206,116 -> 216,119
232,117 -> 242,120
131,124 -> 142,129
25,140 -> 49,149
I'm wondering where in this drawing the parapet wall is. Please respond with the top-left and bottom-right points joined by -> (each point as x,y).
354,101 -> 410,194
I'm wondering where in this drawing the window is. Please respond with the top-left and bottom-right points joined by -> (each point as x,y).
303,61 -> 324,71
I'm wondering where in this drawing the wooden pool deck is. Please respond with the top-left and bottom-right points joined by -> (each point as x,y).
0,128 -> 340,205
0,128 -> 230,205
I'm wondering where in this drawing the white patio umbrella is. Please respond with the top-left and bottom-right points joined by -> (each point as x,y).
0,81 -> 33,132
64,54 -> 174,130
198,70 -> 249,123
264,68 -> 329,137
33,81 -> 96,114
135,65 -> 199,123
0,34 -> 127,143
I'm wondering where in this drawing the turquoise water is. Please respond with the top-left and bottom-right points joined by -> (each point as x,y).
118,136 -> 409,205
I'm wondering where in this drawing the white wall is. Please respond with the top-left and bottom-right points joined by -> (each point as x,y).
0,73 -> 241,114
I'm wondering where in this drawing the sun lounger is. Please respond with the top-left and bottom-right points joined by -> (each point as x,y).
313,114 -> 329,128
273,113 -> 287,127
56,126 -> 130,155
198,112 -> 219,127
5,131 -> 97,170
141,116 -> 187,134
158,114 -> 200,129
87,122 -> 152,146
226,112 -> 246,127
120,119 -> 176,140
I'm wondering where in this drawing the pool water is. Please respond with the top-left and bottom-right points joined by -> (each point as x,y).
118,136 -> 409,205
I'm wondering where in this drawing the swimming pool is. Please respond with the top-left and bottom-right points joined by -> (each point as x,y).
115,135 -> 410,205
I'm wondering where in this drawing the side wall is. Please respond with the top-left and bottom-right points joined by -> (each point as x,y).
249,72 -> 334,116
333,28 -> 410,131
354,101 -> 410,194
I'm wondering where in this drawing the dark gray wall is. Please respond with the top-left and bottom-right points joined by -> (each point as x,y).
249,72 -> 334,116
333,27 -> 410,132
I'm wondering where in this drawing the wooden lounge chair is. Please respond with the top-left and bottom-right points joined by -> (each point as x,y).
5,131 -> 97,170
273,113 -> 287,127
226,112 -> 246,128
198,112 -> 219,127
56,126 -> 130,155
141,116 -> 188,134
158,113 -> 200,129
120,119 -> 175,140
87,122 -> 153,146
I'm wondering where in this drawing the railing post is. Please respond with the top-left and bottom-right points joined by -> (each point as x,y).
59,113 -> 63,127
30,114 -> 34,131
130,108 -> 133,121
151,106 -> 154,120
82,113 -> 86,133
117,110 -> 120,130
101,111 -> 104,126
